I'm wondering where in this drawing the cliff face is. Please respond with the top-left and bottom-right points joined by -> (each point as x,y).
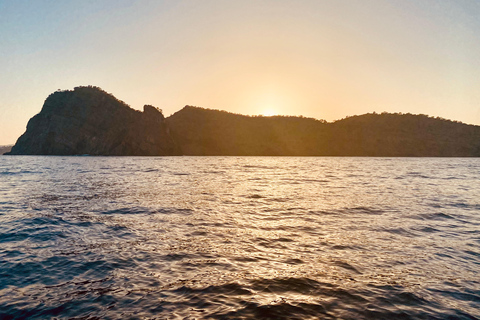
7,86 -> 180,156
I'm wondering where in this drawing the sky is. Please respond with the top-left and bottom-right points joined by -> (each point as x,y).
1,0 -> 480,145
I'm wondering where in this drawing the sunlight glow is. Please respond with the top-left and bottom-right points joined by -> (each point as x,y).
261,109 -> 277,117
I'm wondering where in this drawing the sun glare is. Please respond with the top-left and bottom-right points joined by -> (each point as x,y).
261,109 -> 277,117
248,84 -> 291,118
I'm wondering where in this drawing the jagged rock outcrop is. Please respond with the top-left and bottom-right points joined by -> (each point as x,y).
7,86 -> 180,155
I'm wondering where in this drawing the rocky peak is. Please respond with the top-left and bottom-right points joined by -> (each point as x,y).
7,86 -> 180,155
143,105 -> 165,120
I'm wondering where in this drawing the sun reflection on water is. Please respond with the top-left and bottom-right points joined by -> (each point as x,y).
0,156 -> 479,318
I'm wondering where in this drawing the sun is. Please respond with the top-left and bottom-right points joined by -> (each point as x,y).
260,109 -> 277,117
249,86 -> 286,117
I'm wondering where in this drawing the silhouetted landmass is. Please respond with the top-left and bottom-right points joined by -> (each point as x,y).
166,106 -> 328,155
7,86 -> 180,155
0,145 -> 12,155
328,112 -> 480,156
167,107 -> 480,156
7,87 -> 480,156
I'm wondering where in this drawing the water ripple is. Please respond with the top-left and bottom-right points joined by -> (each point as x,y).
0,156 -> 479,319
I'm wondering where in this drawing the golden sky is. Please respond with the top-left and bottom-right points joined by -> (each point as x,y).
1,0 -> 480,144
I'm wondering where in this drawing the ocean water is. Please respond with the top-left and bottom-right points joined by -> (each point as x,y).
0,156 -> 479,320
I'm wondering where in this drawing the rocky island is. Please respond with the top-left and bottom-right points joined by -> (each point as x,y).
6,86 -> 480,156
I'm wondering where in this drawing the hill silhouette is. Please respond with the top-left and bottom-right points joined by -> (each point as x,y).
7,87 -> 480,156
7,86 -> 180,155
166,106 -> 327,156
167,106 -> 480,156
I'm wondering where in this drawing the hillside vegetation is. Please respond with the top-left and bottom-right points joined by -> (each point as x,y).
167,106 -> 480,156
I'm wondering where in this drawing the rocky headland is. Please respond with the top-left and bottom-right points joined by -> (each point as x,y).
6,86 -> 180,156
7,86 -> 480,156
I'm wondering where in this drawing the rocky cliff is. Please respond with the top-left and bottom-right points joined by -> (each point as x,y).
7,86 -> 180,155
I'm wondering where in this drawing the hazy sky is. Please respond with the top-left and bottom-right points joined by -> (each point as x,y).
1,0 -> 480,145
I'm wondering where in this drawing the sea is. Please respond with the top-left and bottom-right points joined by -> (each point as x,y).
0,156 -> 479,320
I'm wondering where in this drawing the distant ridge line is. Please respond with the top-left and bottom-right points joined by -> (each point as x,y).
166,105 -> 480,156
178,105 -> 473,127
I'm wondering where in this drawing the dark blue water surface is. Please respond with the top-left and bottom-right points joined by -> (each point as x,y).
0,156 -> 479,319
